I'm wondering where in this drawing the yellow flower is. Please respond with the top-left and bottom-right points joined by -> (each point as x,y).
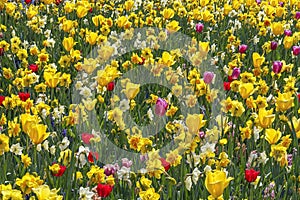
0,134 -> 9,155
186,114 -> 206,134
124,82 -> 140,100
205,170 -> 234,199
275,92 -> 294,112
16,173 -> 44,194
252,52 -> 265,68
289,117 -> 300,138
76,6 -> 88,18
1,189 -> 23,200
58,149 -> 72,166
32,185 -> 63,200
87,165 -> 105,184
86,31 -> 98,45
257,108 -> 275,128
62,37 -> 76,51
62,20 -> 74,32
139,188 -> 160,200
166,20 -> 181,34
26,5 -> 38,19
230,100 -> 245,117
27,124 -> 49,145
270,144 -> 288,166
137,176 -> 152,190
239,83 -> 254,99
44,72 -> 61,88
166,149 -> 182,167
265,128 -> 282,144
124,0 -> 134,11
283,36 -> 294,49
21,154 -> 32,168
161,8 -> 175,19
5,2 -> 16,16
271,22 -> 284,35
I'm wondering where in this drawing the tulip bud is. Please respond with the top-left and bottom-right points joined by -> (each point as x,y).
295,12 -> 300,20
270,41 -> 278,50
107,81 -> 115,91
292,46 -> 300,56
239,44 -> 248,53
231,67 -> 241,79
245,168 -> 260,182
195,23 -> 204,33
272,61 -> 283,74
155,98 -> 168,116
284,29 -> 292,36
203,71 -> 215,84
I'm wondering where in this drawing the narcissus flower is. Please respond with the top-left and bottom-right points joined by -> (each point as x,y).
245,169 -> 260,183
205,170 -> 234,199
0,134 -> 9,155
139,188 -> 160,200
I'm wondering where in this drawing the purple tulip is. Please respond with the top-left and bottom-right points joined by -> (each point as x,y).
295,12 -> 300,20
292,46 -> 300,56
203,71 -> 215,84
155,98 -> 168,116
121,158 -> 133,168
232,67 -> 241,79
279,2 -> 284,6
272,61 -> 283,74
239,44 -> 248,53
104,164 -> 118,176
270,41 -> 278,50
284,30 -> 292,36
195,23 -> 204,33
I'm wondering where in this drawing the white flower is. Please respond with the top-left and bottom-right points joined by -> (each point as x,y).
59,137 -> 70,151
119,99 -> 130,111
36,144 -> 42,152
42,140 -> 49,151
79,86 -> 92,98
10,143 -> 23,155
200,142 -> 216,154
147,108 -> 154,121
192,167 -> 201,184
117,166 -> 130,180
184,176 -> 192,191
79,187 -> 94,200
50,145 -> 56,155
203,165 -> 212,173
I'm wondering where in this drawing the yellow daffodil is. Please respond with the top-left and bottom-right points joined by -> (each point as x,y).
0,134 -> 9,155
32,185 -> 63,200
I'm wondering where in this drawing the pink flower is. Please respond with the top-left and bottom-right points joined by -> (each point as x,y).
295,12 -> 300,20
81,133 -> 94,145
272,61 -> 283,74
239,44 -> 248,53
284,30 -> 292,36
155,98 -> 168,116
270,41 -> 278,50
195,23 -> 204,33
292,46 -> 300,56
121,158 -> 133,168
231,68 -> 241,80
203,71 -> 215,84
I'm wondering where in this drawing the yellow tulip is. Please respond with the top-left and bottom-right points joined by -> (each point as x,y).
76,6 -> 88,18
166,20 -> 181,34
0,134 -> 9,155
239,83 -> 254,99
257,108 -> 275,128
252,52 -> 265,68
271,22 -> 284,35
62,20 -> 73,33
20,114 -> 39,135
62,37 -> 75,52
265,128 -> 282,144
27,124 -> 49,145
205,170 -> 234,199
276,92 -> 294,112
161,8 -> 175,20
289,117 -> 300,138
124,82 -> 140,100
186,114 -> 206,134
44,72 -> 61,88
283,36 -> 294,49
124,0 -> 135,11
86,32 -> 98,45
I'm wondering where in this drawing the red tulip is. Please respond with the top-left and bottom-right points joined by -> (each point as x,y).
29,64 -> 38,72
245,168 -> 260,182
81,133 -> 94,145
18,92 -> 30,102
223,82 -> 231,91
96,184 -> 113,198
25,0 -> 31,4
0,48 -> 4,56
0,96 -> 5,106
107,82 -> 115,91
297,94 -> 300,102
160,158 -> 170,171
88,151 -> 99,163
51,163 -> 67,177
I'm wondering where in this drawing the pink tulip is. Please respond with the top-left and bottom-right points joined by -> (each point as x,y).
232,67 -> 241,80
239,44 -> 248,53
155,98 -> 168,116
195,23 -> 204,33
292,46 -> 300,56
272,61 -> 283,74
203,71 -> 215,84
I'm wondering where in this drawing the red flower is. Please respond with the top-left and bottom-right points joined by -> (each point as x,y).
0,96 -> 5,106
228,75 -> 233,82
138,57 -> 146,65
297,94 -> 300,102
81,133 -> 94,145
29,64 -> 38,72
51,164 -> 67,177
25,0 -> 31,4
88,151 -> 99,163
96,184 -> 113,198
0,48 -> 4,56
89,8 -> 93,13
223,82 -> 231,91
55,0 -> 62,5
18,92 -> 30,102
245,168 -> 260,183
160,157 -> 170,171
107,82 -> 115,91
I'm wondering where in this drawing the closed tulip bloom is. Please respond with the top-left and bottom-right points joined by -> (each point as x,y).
44,72 -> 61,88
186,114 -> 206,134
239,83 -> 254,99
276,92 -> 294,112
203,71 -> 215,84
124,82 -> 140,100
195,22 -> 204,33
292,46 -> 300,56
284,29 -> 292,36
155,98 -> 168,116
271,22 -> 284,35
272,61 -> 283,74
258,108 -> 275,128
245,169 -> 260,183
239,44 -> 248,53
295,11 -> 300,20
62,37 -> 75,51
205,170 -> 234,199
27,124 -> 49,145
231,67 -> 241,79
270,41 -> 278,50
